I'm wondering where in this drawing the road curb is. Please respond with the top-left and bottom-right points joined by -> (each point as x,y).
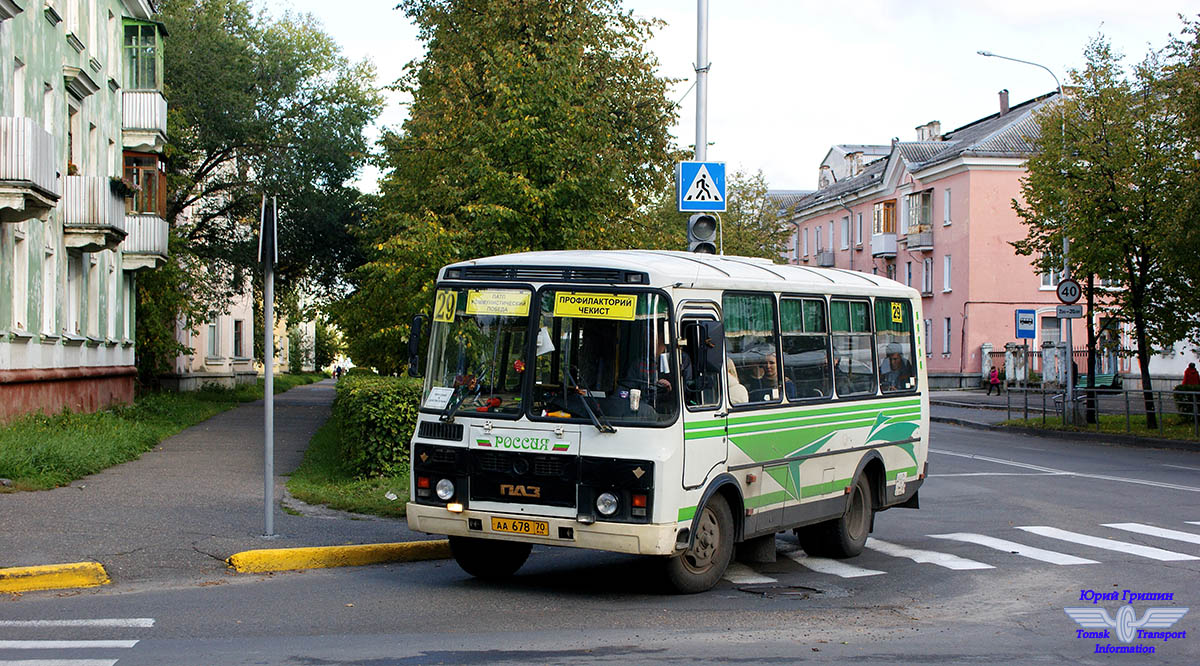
0,561 -> 110,594
227,539 -> 452,573
931,415 -> 1199,452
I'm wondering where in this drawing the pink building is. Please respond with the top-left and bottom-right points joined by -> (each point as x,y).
787,91 -> 1086,388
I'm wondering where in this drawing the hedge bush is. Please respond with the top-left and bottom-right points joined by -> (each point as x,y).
333,375 -> 423,477
1173,384 -> 1200,418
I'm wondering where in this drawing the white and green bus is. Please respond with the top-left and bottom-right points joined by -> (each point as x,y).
407,250 -> 928,593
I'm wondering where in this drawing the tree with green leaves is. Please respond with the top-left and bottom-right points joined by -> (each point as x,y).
136,0 -> 382,383
1012,34 -> 1193,427
335,0 -> 678,373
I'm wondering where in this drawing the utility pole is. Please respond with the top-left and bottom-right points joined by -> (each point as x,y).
259,195 -> 278,538
694,0 -> 709,161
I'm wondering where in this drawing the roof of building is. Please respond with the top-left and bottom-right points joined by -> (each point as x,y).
443,250 -> 916,296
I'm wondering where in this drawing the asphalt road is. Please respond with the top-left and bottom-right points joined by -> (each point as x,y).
2,422 -> 1198,664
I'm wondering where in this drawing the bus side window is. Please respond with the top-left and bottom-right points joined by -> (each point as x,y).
781,297 -> 831,399
680,319 -> 723,409
831,299 -> 876,396
875,298 -> 917,392
723,293 -> 781,404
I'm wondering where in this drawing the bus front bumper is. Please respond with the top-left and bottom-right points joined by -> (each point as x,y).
407,503 -> 682,556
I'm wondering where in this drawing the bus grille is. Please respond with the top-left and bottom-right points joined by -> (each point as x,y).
470,450 -> 577,508
417,421 -> 464,442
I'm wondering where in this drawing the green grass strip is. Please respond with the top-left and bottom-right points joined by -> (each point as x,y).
285,415 -> 409,518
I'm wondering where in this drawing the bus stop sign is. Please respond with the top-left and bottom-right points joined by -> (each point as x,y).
1015,309 -> 1036,340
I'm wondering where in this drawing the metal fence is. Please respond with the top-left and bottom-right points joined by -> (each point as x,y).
1005,386 -> 1200,437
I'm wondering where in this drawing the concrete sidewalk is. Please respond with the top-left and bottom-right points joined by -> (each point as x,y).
0,379 -> 442,593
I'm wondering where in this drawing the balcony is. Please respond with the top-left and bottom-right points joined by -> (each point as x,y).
871,232 -> 897,258
816,251 -> 835,267
906,228 -> 934,251
122,214 -> 169,271
62,175 -> 126,252
122,91 -> 168,153
0,117 -> 60,223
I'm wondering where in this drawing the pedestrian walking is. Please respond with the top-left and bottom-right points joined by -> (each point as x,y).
986,366 -> 1002,395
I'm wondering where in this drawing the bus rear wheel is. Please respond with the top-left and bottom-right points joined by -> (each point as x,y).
796,474 -> 873,558
664,494 -> 733,594
448,536 -> 532,580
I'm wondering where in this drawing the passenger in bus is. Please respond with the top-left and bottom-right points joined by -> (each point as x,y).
727,358 -> 749,404
880,343 -> 914,391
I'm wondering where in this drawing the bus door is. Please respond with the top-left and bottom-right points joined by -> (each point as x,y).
678,305 -> 727,489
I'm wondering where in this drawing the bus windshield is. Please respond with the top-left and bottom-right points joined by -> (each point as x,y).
424,287 -> 532,416
530,289 -> 677,426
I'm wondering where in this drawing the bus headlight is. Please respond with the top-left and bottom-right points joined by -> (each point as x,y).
435,479 -> 455,501
596,492 -> 619,516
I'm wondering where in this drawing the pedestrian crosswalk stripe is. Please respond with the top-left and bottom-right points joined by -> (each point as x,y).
0,641 -> 138,649
1016,526 -> 1200,561
0,660 -> 119,666
722,562 -> 777,585
927,532 -> 1097,565
865,538 -> 993,570
784,551 -> 885,578
1102,523 -> 1200,546
0,619 -> 154,628
1187,521 -> 1200,527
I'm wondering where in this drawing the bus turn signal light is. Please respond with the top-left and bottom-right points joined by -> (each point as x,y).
632,494 -> 647,508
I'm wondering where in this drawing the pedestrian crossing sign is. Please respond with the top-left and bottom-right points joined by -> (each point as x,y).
677,161 -> 726,212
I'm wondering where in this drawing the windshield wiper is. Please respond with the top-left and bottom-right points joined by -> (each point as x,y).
564,368 -> 616,434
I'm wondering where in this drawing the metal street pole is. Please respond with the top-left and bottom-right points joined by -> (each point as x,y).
977,51 -> 1073,421
694,0 -> 708,161
259,195 -> 278,537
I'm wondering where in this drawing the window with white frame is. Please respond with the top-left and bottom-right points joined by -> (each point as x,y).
856,213 -> 863,246
87,254 -> 99,338
802,227 -> 809,256
828,222 -> 834,250
207,322 -> 219,357
234,319 -> 245,358
1040,268 -> 1062,289
840,216 -> 850,250
943,317 -> 952,355
42,247 -> 55,335
922,258 -> 933,293
124,277 -> 134,340
886,263 -> 896,280
13,59 -> 25,117
107,260 -> 117,339
907,190 -> 933,232
11,224 -> 28,331
793,231 -> 799,262
924,318 -> 932,356
943,255 -> 952,292
67,252 -> 82,335
943,188 -> 952,225
906,261 -> 913,287
815,226 -> 823,252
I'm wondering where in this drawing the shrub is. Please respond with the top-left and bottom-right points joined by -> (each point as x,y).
346,367 -> 377,378
332,375 -> 423,477
1173,383 -> 1200,418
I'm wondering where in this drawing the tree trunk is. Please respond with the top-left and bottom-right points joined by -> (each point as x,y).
1085,274 -> 1098,424
1133,308 -> 1157,430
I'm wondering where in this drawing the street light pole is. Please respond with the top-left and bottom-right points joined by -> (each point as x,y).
694,0 -> 709,161
977,50 -> 1074,421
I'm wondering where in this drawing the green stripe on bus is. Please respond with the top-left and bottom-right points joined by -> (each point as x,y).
745,490 -> 791,509
684,407 -> 920,441
684,397 -> 921,431
801,478 -> 852,498
678,506 -> 696,522
887,466 -> 919,481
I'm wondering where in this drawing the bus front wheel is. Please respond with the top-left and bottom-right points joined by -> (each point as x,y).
796,474 -> 873,558
449,536 -> 532,580
664,494 -> 734,594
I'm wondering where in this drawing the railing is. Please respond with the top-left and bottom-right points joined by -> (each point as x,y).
870,232 -> 897,257
816,251 -> 835,267
122,214 -> 168,257
0,116 -> 59,196
121,91 -> 168,134
62,175 -> 126,250
906,230 -> 933,250
1005,386 -> 1200,437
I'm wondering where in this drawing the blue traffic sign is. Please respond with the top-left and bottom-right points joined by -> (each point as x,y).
1015,309 -> 1036,340
677,161 -> 726,212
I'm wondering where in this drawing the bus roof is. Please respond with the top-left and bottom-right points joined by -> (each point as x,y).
442,250 -> 920,299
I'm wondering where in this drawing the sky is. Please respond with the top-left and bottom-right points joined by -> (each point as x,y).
279,0 -> 1191,193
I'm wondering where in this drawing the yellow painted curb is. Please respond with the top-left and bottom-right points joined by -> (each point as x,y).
227,539 -> 451,573
0,561 -> 111,593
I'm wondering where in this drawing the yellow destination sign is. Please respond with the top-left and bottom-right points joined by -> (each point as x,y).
553,292 -> 636,320
465,290 -> 530,316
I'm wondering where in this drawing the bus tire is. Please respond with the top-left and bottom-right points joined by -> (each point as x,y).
796,474 -> 873,559
664,494 -> 734,594
448,536 -> 532,580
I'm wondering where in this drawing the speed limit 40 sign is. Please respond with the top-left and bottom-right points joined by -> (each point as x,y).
1056,278 -> 1081,305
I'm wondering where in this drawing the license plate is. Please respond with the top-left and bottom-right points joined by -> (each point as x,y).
491,517 -> 549,537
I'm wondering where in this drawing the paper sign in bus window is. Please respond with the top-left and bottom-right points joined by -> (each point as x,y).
553,292 -> 637,320
433,290 -> 457,323
465,290 -> 531,317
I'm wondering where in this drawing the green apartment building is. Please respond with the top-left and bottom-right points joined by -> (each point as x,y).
0,0 -> 167,420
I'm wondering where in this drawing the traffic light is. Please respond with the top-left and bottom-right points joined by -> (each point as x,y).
687,213 -> 718,254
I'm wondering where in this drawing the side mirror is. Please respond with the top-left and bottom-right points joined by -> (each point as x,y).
682,321 -> 720,378
408,314 -> 427,378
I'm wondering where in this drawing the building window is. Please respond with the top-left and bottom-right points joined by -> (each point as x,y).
42,248 -> 56,335
802,228 -> 809,256
943,188 -> 952,225
107,261 -> 117,339
234,320 -> 245,358
87,255 -> 99,338
208,322 -> 219,357
1040,268 -> 1062,289
924,318 -> 932,356
943,255 -> 952,292
123,22 -> 161,90
907,190 -> 933,233
13,58 -> 25,117
943,317 -> 952,355
67,252 -> 82,335
905,261 -> 913,287
815,227 -> 823,252
856,213 -> 863,246
840,216 -> 850,250
43,83 -> 54,132
11,225 -> 28,331
886,263 -> 896,281
123,152 -> 164,215
1041,316 -> 1061,343
872,200 -> 896,234
125,277 -> 134,340
922,258 -> 933,294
